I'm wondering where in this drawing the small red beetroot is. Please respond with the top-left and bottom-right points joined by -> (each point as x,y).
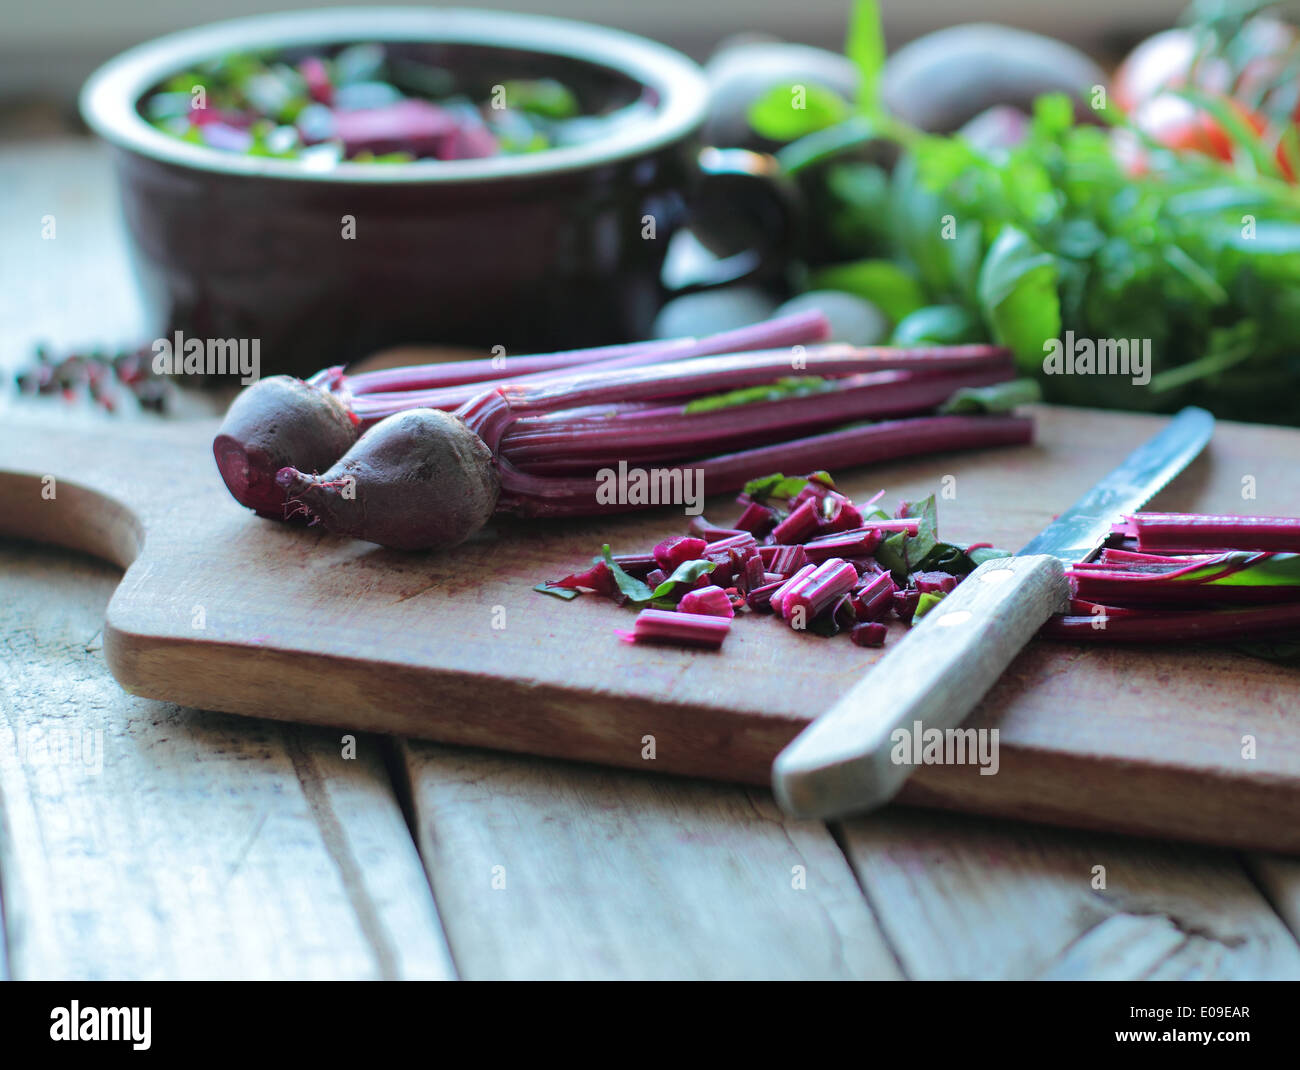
213,375 -> 359,518
275,408 -> 499,551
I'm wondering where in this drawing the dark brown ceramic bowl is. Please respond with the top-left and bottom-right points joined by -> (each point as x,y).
80,7 -> 716,376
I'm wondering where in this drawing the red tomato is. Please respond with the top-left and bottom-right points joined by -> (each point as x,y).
1128,92 -> 1295,181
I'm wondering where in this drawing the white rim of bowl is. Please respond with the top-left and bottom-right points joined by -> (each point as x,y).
79,6 -> 710,184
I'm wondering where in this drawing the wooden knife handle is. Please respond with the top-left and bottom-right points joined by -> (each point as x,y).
772,554 -> 1069,819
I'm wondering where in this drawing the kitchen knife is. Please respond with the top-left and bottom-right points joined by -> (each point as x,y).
772,406 -> 1215,820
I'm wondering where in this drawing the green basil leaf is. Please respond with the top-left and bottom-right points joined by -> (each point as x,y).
890,304 -> 984,346
808,259 -> 925,323
977,225 -> 1062,370
533,583 -> 579,600
749,82 -> 852,142
775,116 -> 882,175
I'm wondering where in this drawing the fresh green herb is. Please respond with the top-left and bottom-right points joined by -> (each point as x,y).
741,471 -> 836,512
873,495 -> 939,581
762,0 -> 1300,422
913,591 -> 947,622
601,544 -> 655,603
749,83 -> 852,141
890,304 -> 983,345
807,259 -> 926,323
651,559 -> 718,603
845,0 -> 887,117
534,582 -> 580,600
976,227 -> 1062,370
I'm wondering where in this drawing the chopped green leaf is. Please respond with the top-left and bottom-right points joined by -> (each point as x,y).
968,546 -> 1014,567
741,471 -> 835,508
601,544 -> 655,603
913,591 -> 947,622
807,613 -> 842,637
873,496 -> 947,582
651,559 -> 718,603
534,582 -> 579,600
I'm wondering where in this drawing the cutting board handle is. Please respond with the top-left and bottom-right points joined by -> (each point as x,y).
0,448 -> 146,569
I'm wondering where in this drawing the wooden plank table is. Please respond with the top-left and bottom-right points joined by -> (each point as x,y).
1,137 -> 1298,980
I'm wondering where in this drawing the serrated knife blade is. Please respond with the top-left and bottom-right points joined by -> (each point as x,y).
1019,406 -> 1216,565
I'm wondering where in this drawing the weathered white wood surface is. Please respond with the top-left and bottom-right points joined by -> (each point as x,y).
838,808 -> 1300,980
1246,855 -> 1300,944
0,541 -> 455,979
398,740 -> 902,980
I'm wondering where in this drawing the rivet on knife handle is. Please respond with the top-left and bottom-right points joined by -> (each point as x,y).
772,555 -> 1068,820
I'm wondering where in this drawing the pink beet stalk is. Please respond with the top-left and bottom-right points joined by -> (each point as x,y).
770,564 -> 818,618
762,545 -> 810,574
850,622 -> 889,647
653,536 -> 707,572
489,414 -> 1033,519
704,532 -> 758,556
853,571 -> 897,621
1123,513 -> 1300,553
497,366 -> 1013,472
1041,599 -> 1300,642
344,311 -> 834,419
459,345 -> 1013,446
804,527 -> 883,562
736,502 -> 777,535
678,585 -> 736,618
785,559 -> 859,623
616,608 -> 731,649
335,337 -> 696,395
771,499 -> 820,544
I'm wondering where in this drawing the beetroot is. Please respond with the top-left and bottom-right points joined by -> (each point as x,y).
330,99 -> 457,157
212,314 -> 1035,551
212,313 -> 833,522
275,408 -> 499,551
213,375 -> 358,518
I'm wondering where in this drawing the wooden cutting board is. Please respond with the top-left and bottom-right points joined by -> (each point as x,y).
3,404 -> 1298,852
